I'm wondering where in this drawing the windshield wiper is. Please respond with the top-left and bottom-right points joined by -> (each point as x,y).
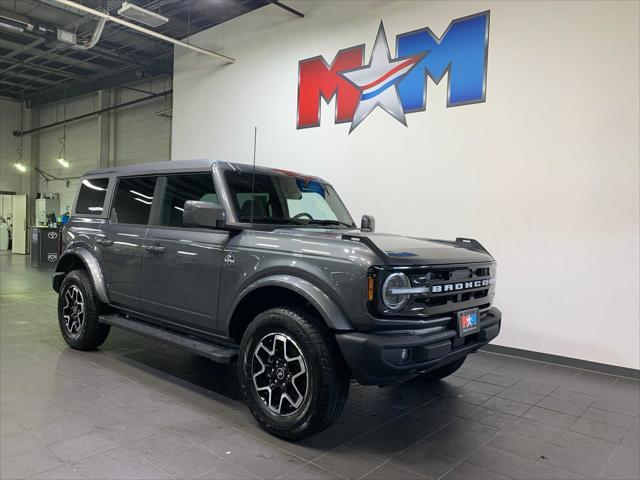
239,215 -> 306,225
305,219 -> 354,228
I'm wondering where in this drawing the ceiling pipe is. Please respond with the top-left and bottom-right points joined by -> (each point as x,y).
269,1 -> 304,18
51,0 -> 235,63
14,89 -> 173,137
73,17 -> 107,50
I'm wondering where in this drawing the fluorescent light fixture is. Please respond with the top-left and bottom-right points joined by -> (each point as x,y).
117,2 -> 168,28
57,158 -> 70,167
56,28 -> 77,44
14,162 -> 27,173
133,197 -> 152,205
87,207 -> 104,212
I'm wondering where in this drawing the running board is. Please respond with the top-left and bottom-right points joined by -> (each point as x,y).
99,314 -> 238,363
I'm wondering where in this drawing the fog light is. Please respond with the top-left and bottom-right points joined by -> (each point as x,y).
400,348 -> 411,363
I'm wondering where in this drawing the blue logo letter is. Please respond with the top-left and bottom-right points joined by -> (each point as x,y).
396,11 -> 489,112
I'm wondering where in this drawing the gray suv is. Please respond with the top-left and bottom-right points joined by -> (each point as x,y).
54,160 -> 501,440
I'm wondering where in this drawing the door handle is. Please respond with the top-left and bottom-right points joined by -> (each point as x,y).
95,237 -> 113,247
144,244 -> 166,254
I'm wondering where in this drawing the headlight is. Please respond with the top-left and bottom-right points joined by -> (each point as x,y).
381,272 -> 411,310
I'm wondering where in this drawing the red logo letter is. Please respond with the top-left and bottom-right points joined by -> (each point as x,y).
297,45 -> 364,129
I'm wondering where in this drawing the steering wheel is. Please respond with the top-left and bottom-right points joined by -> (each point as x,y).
293,212 -> 313,219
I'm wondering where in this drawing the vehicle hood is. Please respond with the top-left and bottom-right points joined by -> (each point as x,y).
351,232 -> 494,265
269,228 -> 494,265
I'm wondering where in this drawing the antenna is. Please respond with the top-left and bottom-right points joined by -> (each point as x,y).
249,126 -> 257,224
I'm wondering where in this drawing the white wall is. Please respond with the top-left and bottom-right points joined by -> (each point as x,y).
0,98 -> 25,194
33,79 -> 172,211
116,80 -> 172,166
38,93 -> 101,211
172,1 -> 640,369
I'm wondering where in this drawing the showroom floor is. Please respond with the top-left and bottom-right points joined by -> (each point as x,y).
1,254 -> 638,480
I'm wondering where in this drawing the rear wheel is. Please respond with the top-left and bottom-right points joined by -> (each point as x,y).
58,269 -> 110,350
421,357 -> 466,381
239,307 -> 349,441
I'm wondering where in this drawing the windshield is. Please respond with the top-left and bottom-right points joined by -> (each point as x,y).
225,169 -> 354,228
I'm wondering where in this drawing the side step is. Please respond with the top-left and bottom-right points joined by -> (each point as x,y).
99,314 -> 238,364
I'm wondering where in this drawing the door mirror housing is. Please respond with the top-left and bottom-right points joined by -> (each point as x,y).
183,201 -> 226,228
361,214 -> 375,232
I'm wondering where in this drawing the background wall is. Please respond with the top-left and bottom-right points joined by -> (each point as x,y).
0,79 -> 172,215
35,79 -> 172,211
172,0 -> 640,369
0,98 -> 26,195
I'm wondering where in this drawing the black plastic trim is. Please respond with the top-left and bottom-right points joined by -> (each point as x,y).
99,314 -> 238,363
336,307 -> 501,385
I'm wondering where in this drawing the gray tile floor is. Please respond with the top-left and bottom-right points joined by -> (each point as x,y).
1,253 -> 638,480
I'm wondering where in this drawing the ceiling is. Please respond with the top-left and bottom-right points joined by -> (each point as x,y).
0,0 -> 269,106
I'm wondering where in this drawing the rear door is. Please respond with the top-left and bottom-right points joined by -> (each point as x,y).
140,173 -> 228,333
98,176 -> 157,309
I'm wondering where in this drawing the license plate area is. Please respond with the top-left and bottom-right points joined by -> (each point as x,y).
457,308 -> 479,337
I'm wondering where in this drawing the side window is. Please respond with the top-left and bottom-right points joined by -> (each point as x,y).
112,177 -> 157,225
158,174 -> 217,228
76,178 -> 109,214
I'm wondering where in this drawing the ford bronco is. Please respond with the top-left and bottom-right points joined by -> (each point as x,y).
53,160 -> 501,440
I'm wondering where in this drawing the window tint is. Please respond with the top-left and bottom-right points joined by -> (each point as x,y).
112,177 -> 157,225
225,171 -> 283,219
158,174 -> 217,227
287,192 -> 338,220
224,170 -> 353,226
76,178 -> 109,214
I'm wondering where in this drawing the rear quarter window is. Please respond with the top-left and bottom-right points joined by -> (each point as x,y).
75,178 -> 109,215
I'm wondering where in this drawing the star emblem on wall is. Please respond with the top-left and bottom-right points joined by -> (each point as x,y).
340,22 -> 424,133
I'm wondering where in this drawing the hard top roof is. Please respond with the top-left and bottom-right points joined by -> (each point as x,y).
84,160 -> 325,181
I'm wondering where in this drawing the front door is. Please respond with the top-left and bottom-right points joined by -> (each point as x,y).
97,176 -> 157,309
140,173 -> 228,333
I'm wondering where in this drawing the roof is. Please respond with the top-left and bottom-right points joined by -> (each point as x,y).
85,159 -> 217,176
84,160 -> 325,181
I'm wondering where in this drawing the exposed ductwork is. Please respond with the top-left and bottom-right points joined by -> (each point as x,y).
52,0 -> 236,63
0,8 -> 36,33
74,17 -> 107,50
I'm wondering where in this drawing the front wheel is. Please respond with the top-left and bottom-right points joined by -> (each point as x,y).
57,269 -> 110,350
239,308 -> 349,441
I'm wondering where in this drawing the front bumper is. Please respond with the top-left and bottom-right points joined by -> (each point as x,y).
336,307 -> 501,385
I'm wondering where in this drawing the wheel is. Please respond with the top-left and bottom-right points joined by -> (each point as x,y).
421,357 -> 466,381
58,269 -> 110,350
239,307 -> 349,441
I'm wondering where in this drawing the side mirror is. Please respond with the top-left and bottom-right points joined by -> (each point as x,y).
183,201 -> 226,228
360,214 -> 375,232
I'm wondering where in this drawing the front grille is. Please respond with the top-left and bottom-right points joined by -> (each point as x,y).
376,262 -> 496,318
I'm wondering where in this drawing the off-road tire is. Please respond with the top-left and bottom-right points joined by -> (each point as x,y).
422,357 -> 466,381
239,307 -> 349,441
58,269 -> 110,350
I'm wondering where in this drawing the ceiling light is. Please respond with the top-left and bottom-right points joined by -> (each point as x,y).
14,162 -> 27,173
58,158 -> 70,168
117,2 -> 168,28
